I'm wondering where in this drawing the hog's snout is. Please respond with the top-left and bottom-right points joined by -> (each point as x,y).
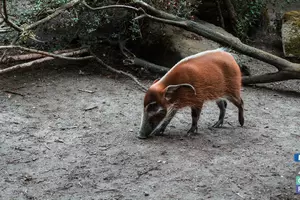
137,112 -> 155,139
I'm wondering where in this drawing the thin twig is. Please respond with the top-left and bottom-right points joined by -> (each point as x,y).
1,0 -> 80,44
1,47 -> 86,63
4,90 -> 25,97
82,0 -> 139,12
0,34 -> 20,62
44,143 -> 51,150
136,166 -> 159,180
0,28 -> 11,33
133,14 -> 147,20
78,89 -> 95,93
235,192 -> 245,199
90,51 -> 147,92
1,0 -> 22,32
84,106 -> 98,111
26,0 -> 82,30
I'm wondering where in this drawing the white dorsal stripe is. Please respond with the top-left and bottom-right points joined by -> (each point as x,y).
160,48 -> 228,81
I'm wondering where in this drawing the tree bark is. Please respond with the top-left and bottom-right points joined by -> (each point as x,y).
132,0 -> 300,85
0,49 -> 90,74
124,57 -> 169,74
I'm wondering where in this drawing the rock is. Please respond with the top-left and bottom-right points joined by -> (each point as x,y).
282,11 -> 300,58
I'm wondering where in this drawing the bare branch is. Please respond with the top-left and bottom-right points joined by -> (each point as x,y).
0,49 -> 91,74
0,28 -> 11,33
82,0 -> 139,12
4,90 -> 25,97
0,45 -> 93,60
1,0 -> 81,33
1,0 -> 22,32
1,47 -> 87,63
25,0 -> 82,30
0,0 -> 44,43
132,0 -> 180,21
133,14 -> 147,20
90,51 -> 147,92
0,34 -> 20,62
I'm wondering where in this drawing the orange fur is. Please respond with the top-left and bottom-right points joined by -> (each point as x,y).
144,50 -> 242,109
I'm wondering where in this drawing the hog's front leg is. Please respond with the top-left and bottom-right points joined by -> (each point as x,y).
150,108 -> 177,136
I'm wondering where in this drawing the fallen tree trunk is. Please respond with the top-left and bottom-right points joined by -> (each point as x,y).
124,55 -> 299,85
131,0 -> 300,85
1,0 -> 299,86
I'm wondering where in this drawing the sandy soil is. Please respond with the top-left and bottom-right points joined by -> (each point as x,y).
0,64 -> 300,200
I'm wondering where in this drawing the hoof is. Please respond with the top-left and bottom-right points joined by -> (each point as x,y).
136,135 -> 147,139
187,126 -> 198,136
154,131 -> 164,136
151,128 -> 165,136
211,120 -> 224,128
239,118 -> 244,127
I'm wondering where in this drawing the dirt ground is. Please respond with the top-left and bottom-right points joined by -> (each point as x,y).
0,63 -> 300,200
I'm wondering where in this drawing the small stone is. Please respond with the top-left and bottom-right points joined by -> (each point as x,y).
144,192 -> 149,196
162,160 -> 167,164
157,160 -> 162,163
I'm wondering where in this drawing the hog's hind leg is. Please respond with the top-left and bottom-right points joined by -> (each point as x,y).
212,99 -> 227,128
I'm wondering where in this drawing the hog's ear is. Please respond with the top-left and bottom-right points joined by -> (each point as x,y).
145,102 -> 165,117
152,78 -> 160,84
163,84 -> 196,101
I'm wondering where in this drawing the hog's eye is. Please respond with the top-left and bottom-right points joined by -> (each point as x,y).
145,102 -> 166,119
146,102 -> 160,112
